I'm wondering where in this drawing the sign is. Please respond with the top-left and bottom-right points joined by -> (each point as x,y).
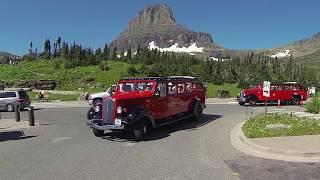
311,86 -> 316,95
263,81 -> 271,97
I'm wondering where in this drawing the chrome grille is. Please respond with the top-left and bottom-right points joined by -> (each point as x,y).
103,98 -> 114,125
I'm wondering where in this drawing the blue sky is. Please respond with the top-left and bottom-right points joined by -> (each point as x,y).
0,0 -> 319,55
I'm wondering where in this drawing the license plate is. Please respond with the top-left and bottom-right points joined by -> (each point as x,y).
115,118 -> 121,126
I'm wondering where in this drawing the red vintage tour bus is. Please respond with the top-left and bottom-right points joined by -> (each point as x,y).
87,76 -> 206,140
238,82 -> 308,106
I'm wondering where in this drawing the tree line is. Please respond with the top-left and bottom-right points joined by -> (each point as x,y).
23,37 -> 319,88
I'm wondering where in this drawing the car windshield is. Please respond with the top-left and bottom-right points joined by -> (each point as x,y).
117,82 -> 154,92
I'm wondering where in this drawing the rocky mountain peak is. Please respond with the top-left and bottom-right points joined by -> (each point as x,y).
122,4 -> 177,37
110,4 -> 220,53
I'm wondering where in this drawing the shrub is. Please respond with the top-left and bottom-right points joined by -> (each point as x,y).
53,61 -> 60,69
127,65 -> 138,76
64,59 -> 79,69
99,61 -> 109,71
306,96 -> 320,114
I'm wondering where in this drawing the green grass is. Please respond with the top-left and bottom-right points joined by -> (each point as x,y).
306,92 -> 320,114
242,113 -> 320,138
0,59 -> 135,92
206,83 -> 241,98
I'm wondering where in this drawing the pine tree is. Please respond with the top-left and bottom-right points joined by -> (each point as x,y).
127,47 -> 132,61
112,46 -> 117,60
103,44 -> 110,60
43,38 -> 51,59
29,41 -> 33,55
95,48 -> 102,61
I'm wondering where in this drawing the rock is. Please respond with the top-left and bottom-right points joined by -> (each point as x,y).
110,4 -> 221,52
265,124 -> 292,130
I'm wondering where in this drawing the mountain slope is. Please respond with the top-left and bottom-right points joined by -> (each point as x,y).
294,49 -> 320,68
110,4 -> 222,54
263,32 -> 320,58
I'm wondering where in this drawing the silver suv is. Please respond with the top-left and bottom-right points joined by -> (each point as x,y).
0,90 -> 30,111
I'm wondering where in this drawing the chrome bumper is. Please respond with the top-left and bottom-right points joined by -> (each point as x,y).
87,119 -> 124,130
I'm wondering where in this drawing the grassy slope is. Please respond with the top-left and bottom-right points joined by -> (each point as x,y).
0,59 -> 241,97
280,50 -> 320,70
0,60 -> 133,92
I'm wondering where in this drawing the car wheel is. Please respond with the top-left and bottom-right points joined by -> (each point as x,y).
93,128 -> 104,137
133,120 -> 147,141
292,98 -> 300,106
93,99 -> 102,105
7,104 -> 14,112
249,99 -> 257,107
239,101 -> 245,106
194,105 -> 203,121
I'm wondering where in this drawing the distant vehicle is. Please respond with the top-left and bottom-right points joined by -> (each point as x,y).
238,82 -> 308,106
0,90 -> 30,111
87,85 -> 116,105
87,76 -> 206,140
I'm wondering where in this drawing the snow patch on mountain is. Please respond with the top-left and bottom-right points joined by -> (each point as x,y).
271,50 -> 291,58
148,41 -> 204,55
209,57 -> 219,61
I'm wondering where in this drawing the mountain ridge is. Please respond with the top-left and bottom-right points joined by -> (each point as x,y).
110,4 -> 222,53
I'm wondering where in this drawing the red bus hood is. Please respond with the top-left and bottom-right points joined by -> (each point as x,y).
112,91 -> 153,100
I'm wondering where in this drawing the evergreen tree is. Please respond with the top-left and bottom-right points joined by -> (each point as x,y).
95,48 -> 103,61
29,41 -> 33,55
103,44 -> 110,60
112,46 -> 117,60
43,38 -> 52,59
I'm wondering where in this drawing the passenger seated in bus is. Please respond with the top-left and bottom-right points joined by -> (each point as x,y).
178,84 -> 184,94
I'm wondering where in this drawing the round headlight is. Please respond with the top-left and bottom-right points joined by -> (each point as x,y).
116,106 -> 122,114
93,105 -> 100,112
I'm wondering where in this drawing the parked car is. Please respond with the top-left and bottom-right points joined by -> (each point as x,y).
238,82 -> 308,106
0,90 -> 30,111
87,76 -> 206,140
87,85 -> 116,105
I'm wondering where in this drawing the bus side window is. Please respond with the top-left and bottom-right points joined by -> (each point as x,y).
177,83 -> 185,94
192,83 -> 197,90
186,82 -> 192,93
168,82 -> 177,95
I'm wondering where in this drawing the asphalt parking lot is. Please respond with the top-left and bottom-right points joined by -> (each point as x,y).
0,104 -> 320,180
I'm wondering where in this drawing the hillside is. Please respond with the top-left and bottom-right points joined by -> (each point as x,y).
294,49 -> 320,69
0,60 -> 134,92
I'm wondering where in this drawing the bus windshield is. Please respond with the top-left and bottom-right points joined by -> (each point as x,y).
117,81 -> 155,92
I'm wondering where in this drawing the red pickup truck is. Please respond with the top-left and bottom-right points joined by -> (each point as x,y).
87,76 -> 206,140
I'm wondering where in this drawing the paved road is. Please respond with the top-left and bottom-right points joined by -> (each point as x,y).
0,105 -> 320,180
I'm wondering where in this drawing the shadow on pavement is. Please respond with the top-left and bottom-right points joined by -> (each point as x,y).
0,131 -> 37,142
101,114 -> 222,142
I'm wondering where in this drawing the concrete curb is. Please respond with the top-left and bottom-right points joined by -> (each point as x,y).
230,121 -> 320,162
0,119 -> 40,131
